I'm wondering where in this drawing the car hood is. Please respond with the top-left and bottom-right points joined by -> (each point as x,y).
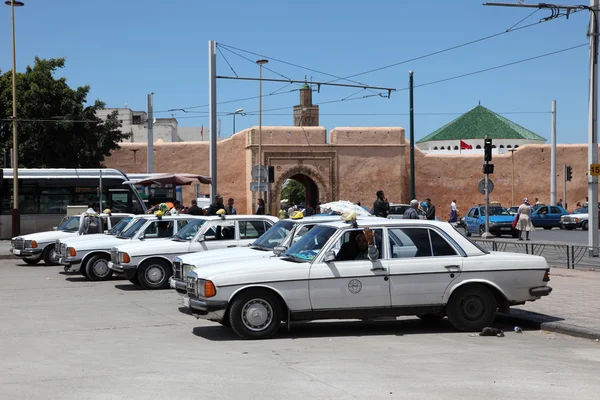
113,238 -> 186,256
563,213 -> 589,218
15,230 -> 76,243
177,246 -> 275,267
488,215 -> 516,223
61,235 -> 128,251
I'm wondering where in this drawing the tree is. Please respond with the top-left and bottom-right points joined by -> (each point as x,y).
281,179 -> 306,205
0,57 -> 130,168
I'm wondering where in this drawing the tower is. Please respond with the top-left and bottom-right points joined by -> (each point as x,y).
293,83 -> 319,126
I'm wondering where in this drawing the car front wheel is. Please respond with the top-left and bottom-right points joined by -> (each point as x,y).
446,284 -> 497,332
85,255 -> 113,281
229,290 -> 282,340
137,259 -> 171,290
582,221 -> 589,231
22,256 -> 42,265
42,244 -> 60,266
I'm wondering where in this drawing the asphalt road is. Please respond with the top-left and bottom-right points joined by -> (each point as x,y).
458,225 -> 592,245
1,261 -> 600,399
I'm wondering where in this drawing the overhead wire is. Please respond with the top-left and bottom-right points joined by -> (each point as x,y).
216,45 -> 239,77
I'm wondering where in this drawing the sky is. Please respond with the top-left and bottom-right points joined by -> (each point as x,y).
0,0 -> 595,144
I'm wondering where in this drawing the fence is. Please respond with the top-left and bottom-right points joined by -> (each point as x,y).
470,238 -> 600,270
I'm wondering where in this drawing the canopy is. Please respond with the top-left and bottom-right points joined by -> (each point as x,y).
135,173 -> 211,186
319,200 -> 372,217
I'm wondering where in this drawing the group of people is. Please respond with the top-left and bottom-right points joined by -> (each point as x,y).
146,195 -> 238,217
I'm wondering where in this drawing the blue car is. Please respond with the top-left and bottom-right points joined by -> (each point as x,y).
464,205 -> 518,238
529,205 -> 569,229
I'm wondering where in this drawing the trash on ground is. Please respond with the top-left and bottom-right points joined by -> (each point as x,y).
514,326 -> 523,333
479,327 -> 504,337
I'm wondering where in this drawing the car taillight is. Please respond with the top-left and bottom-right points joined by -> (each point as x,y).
543,269 -> 550,282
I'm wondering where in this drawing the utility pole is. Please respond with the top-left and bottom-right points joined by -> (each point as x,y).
484,1 -> 598,254
551,100 -> 557,206
563,164 -> 568,211
147,93 -> 154,173
209,40 -> 218,201
409,71 -> 416,201
482,136 -> 494,239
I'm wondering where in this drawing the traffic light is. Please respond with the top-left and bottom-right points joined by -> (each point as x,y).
566,165 -> 573,181
484,138 -> 493,162
483,164 -> 494,174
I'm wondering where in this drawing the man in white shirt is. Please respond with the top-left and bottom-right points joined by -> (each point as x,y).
449,200 -> 458,222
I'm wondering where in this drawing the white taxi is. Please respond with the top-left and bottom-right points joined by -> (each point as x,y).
180,217 -> 552,339
109,215 -> 277,290
11,213 -> 132,266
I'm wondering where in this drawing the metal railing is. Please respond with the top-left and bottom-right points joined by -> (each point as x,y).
471,238 -> 600,270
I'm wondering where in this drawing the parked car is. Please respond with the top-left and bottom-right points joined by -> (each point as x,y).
179,217 -> 551,339
59,215 -> 199,280
560,207 -> 591,230
463,205 -> 518,238
530,205 -> 569,229
170,215 -> 341,294
507,206 -> 519,216
109,215 -> 278,289
388,203 -> 441,220
10,213 -> 132,266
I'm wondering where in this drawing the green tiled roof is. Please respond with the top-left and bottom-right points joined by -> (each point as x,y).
417,105 -> 546,143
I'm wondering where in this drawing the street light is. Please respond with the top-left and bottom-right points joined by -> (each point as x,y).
508,148 -> 518,206
228,108 -> 244,136
256,59 -> 268,211
5,0 -> 24,237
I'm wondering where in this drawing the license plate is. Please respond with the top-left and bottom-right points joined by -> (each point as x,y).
13,249 -> 21,255
501,227 -> 511,231
183,297 -> 190,308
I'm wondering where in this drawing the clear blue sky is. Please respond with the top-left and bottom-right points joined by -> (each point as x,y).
0,0 -> 593,143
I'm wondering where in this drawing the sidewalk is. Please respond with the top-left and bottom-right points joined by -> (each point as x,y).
499,268 -> 600,340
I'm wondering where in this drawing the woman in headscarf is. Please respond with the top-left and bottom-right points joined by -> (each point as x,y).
516,198 -> 534,241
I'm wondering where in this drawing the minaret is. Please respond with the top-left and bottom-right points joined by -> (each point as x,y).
293,83 -> 319,126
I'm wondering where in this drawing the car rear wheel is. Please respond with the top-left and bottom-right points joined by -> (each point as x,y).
479,225 -> 485,236
464,226 -> 471,237
582,221 -> 589,231
229,289 -> 282,340
22,256 -> 42,265
85,255 -> 113,281
42,244 -> 60,266
446,284 -> 497,332
137,259 -> 171,290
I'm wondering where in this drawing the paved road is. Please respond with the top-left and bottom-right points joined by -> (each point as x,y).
1,261 -> 599,399
457,226 -> 592,245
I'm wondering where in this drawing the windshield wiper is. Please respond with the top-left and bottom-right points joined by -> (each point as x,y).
282,253 -> 307,263
251,244 -> 271,251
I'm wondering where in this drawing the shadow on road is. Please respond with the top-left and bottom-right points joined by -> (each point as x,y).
191,317 -> 535,341
113,284 -> 146,291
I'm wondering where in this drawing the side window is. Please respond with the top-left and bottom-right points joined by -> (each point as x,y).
389,228 -> 432,258
473,209 -> 479,217
335,228 -> 385,261
429,230 -> 458,257
203,221 -> 236,241
467,209 -> 474,218
239,220 -> 267,240
144,221 -> 174,238
550,207 -> 561,214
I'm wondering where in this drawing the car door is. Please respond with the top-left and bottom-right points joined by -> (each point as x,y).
238,220 -> 269,246
467,208 -> 478,233
533,206 -> 548,227
549,206 -> 563,227
308,228 -> 391,310
140,220 -> 176,239
388,227 -> 462,306
194,220 -> 238,251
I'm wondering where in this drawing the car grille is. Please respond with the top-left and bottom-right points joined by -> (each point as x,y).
111,249 -> 119,264
562,217 -> 573,223
186,276 -> 196,297
173,260 -> 182,279
61,243 -> 68,258
13,238 -> 25,250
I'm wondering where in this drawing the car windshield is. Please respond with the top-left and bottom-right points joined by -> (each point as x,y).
283,226 -> 337,262
573,207 -> 588,214
57,216 -> 80,232
117,218 -> 147,239
172,219 -> 207,241
480,207 -> 510,216
107,217 -> 133,235
251,220 -> 295,250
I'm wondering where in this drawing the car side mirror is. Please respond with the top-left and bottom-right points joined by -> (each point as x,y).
273,246 -> 287,256
196,234 -> 205,242
139,233 -> 145,240
323,250 -> 336,263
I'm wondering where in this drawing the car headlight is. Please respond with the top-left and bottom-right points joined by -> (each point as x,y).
24,240 -> 32,248
119,252 -> 131,263
574,218 -> 579,222
183,264 -> 196,276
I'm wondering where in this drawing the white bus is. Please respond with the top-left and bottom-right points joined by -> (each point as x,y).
0,168 -> 151,239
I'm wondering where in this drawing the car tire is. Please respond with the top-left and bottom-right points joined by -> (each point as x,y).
85,255 -> 113,281
417,313 -> 444,323
559,223 -> 564,230
22,256 -> 42,265
582,221 -> 589,231
42,244 -> 60,266
464,226 -> 471,237
229,289 -> 282,340
479,225 -> 485,236
137,259 -> 171,290
446,284 -> 498,332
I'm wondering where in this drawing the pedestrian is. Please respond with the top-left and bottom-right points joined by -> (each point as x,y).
225,198 -> 237,215
372,190 -> 389,218
78,203 -> 101,235
278,206 -> 288,220
557,198 -> 563,208
449,199 -> 459,222
255,198 -> 265,215
187,199 -> 204,215
535,198 -> 541,206
403,199 -> 419,219
305,203 -> 315,216
425,198 -> 436,220
584,196 -> 589,207
516,198 -> 534,241
287,202 -> 297,218
169,200 -> 182,215
206,194 -> 225,216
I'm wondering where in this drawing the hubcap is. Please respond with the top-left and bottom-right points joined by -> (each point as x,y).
461,295 -> 485,321
145,265 -> 165,285
50,248 -> 60,263
93,259 -> 110,277
241,298 -> 273,331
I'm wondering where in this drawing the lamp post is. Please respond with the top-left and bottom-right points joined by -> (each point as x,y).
508,148 -> 517,206
229,108 -> 244,136
5,0 -> 24,237
256,59 -> 268,210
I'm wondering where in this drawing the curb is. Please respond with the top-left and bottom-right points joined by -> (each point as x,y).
497,312 -> 600,341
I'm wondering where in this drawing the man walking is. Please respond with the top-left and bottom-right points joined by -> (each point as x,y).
206,194 -> 225,216
449,200 -> 459,223
187,199 -> 204,215
425,198 -> 436,220
225,198 -> 237,215
403,199 -> 420,219
372,190 -> 389,218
